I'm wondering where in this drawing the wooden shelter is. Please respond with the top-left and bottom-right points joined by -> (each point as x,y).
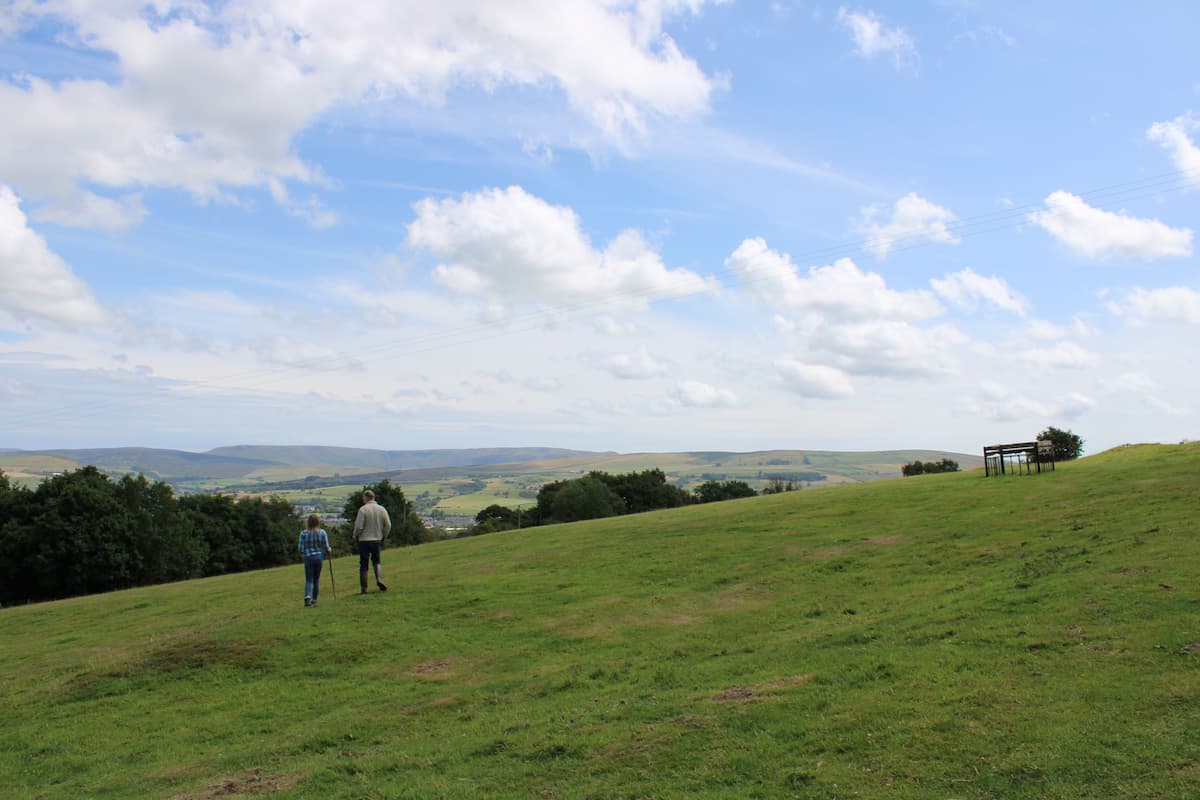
983,440 -> 1055,476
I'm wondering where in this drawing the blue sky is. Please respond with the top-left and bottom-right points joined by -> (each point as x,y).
1,1 -> 1198,456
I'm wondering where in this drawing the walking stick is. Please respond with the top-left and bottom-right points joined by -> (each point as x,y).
327,555 -> 337,602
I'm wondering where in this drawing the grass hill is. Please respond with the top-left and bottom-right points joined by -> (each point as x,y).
3,443 -> 1197,798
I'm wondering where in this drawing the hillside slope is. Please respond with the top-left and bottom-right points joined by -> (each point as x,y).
2,443 -> 1197,799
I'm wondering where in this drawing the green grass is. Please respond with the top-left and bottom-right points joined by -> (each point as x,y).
2,443 -> 1198,798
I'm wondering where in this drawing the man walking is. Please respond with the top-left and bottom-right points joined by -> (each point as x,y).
354,490 -> 392,594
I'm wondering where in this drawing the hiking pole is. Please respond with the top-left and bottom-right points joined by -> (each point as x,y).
327,556 -> 337,603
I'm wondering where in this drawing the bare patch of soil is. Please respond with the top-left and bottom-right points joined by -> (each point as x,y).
410,657 -> 453,676
170,768 -> 302,798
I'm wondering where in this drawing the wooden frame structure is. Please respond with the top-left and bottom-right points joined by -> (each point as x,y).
983,440 -> 1055,476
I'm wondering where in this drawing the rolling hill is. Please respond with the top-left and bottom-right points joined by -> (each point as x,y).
2,442 -> 1196,798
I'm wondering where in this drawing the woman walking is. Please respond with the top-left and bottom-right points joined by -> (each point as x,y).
299,514 -> 332,607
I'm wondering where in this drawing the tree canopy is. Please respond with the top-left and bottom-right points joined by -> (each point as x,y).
1037,427 -> 1085,460
0,467 -> 300,604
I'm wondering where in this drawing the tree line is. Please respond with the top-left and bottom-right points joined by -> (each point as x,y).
469,469 -> 765,535
0,470 -> 435,605
0,467 -> 300,604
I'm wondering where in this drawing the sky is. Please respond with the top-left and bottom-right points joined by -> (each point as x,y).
1,1 -> 1198,457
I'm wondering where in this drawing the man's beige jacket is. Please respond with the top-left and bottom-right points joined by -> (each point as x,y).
354,500 -> 392,543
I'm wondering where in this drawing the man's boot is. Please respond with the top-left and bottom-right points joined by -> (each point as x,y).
375,565 -> 388,592
359,571 -> 369,595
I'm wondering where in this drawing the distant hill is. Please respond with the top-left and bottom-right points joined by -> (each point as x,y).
12,447 -> 280,480
206,445 -> 612,469
1,445 -> 614,483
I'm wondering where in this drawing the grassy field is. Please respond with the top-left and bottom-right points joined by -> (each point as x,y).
2,443 -> 1197,798
0,453 -> 81,488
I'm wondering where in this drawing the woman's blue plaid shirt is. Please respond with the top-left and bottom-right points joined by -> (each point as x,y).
298,529 -> 330,559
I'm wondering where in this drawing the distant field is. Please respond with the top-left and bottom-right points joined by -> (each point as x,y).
0,454 -> 81,487
2,443 -> 1196,798
2,448 -> 986,520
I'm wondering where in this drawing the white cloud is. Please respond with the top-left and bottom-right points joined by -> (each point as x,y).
0,185 -> 110,329
1027,317 -> 1098,341
1108,287 -> 1200,324
855,193 -> 958,259
969,382 -> 1095,422
523,376 -> 562,392
1,1 -> 722,228
1102,372 -> 1188,416
837,8 -> 917,68
601,346 -> 670,380
726,238 -> 942,321
410,186 -> 717,311
668,380 -> 739,408
1147,113 -> 1200,184
1028,191 -> 1193,260
823,319 -> 964,378
256,337 -> 363,371
1020,341 -> 1100,369
775,359 -> 855,398
931,267 -> 1028,315
32,190 -> 147,232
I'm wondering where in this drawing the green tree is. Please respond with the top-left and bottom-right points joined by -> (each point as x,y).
179,493 -> 246,576
902,459 -> 959,477
693,480 -> 757,503
117,474 -> 205,583
1038,426 -> 1084,460
548,476 -> 626,523
466,504 -> 519,536
593,469 -> 689,514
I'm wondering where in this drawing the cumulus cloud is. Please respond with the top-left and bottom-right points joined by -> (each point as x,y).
1028,191 -> 1193,260
1020,341 -> 1100,370
668,380 -> 739,408
725,237 -> 942,322
727,237 -> 958,380
823,320 -> 964,378
1,1 -> 721,228
969,382 -> 1095,422
855,193 -> 958,259
0,185 -> 110,329
1026,317 -> 1098,341
775,359 -> 855,398
838,8 -> 917,68
1108,286 -> 1200,324
601,346 -> 670,379
523,376 -> 563,392
931,267 -> 1028,315
410,186 -> 717,311
1147,113 -> 1200,184
1102,372 -> 1188,416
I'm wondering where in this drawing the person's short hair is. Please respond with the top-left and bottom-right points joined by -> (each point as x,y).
307,514 -> 320,529
363,490 -> 375,501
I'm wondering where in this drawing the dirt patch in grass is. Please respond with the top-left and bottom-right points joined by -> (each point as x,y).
144,636 -> 274,672
810,546 -> 850,560
410,657 -> 454,677
62,635 -> 274,702
711,584 -> 777,612
170,767 -> 303,798
710,673 -> 814,702
866,535 -> 903,545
